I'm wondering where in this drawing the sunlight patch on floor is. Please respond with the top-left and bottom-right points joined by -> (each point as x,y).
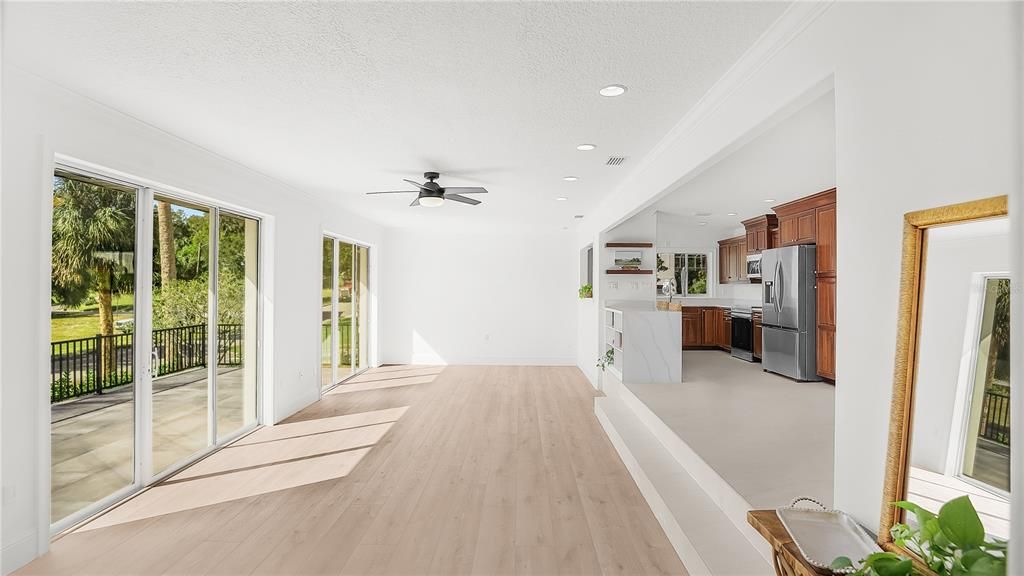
76,409 -> 405,531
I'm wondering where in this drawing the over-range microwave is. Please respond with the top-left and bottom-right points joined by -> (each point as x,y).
746,253 -> 763,279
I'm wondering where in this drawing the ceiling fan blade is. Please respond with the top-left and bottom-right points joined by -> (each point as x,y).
403,179 -> 432,192
444,193 -> 481,206
442,187 -> 488,194
366,190 -> 417,195
410,197 -> 421,207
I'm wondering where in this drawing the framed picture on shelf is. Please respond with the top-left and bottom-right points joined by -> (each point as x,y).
614,250 -> 642,269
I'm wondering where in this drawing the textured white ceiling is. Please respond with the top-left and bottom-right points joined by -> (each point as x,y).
645,89 -> 836,240
5,1 -> 788,231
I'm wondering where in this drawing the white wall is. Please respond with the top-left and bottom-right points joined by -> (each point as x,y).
574,1 -> 1020,534
913,219 -> 1010,473
379,229 -> 575,366
1,68 -> 385,573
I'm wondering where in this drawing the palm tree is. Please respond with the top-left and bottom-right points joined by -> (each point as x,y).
52,177 -> 136,377
156,200 -> 177,287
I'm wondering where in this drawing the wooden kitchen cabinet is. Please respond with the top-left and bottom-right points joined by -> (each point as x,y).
720,313 -> 732,351
773,188 -> 837,380
682,308 -> 703,348
753,312 -> 763,359
741,214 -> 778,253
701,307 -> 719,346
717,235 -> 747,284
718,244 -> 729,284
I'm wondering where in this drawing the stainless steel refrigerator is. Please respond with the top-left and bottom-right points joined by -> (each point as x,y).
760,245 -> 820,381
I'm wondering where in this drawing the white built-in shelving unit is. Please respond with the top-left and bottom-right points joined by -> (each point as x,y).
603,302 -> 681,385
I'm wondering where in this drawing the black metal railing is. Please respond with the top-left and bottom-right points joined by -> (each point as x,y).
979,389 -> 1010,446
321,317 -> 353,365
50,323 -> 243,403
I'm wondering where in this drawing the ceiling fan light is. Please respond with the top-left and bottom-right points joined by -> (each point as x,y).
420,196 -> 444,208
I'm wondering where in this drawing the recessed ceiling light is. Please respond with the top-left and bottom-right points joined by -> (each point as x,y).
727,212 -> 737,216
599,84 -> 628,97
563,176 -> 579,182
699,222 -> 708,226
763,198 -> 776,203
561,226 -> 569,230
574,215 -> 584,219
576,143 -> 596,151
556,196 -> 568,201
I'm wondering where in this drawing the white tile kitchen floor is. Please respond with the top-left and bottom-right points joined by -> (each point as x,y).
625,350 -> 835,510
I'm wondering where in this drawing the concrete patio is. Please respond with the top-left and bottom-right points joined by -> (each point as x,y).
51,367 -> 248,523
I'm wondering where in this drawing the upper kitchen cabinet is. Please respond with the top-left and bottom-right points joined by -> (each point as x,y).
773,189 -> 836,247
717,235 -> 747,284
741,214 -> 778,253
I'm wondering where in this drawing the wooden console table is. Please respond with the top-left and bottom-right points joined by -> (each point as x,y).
747,510 -> 830,576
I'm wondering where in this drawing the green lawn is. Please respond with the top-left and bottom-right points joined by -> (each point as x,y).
51,293 -> 135,342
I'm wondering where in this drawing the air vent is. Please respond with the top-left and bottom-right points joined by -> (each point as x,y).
605,155 -> 628,166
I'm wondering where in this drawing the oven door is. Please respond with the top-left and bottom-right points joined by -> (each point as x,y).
731,314 -> 754,361
746,254 -> 762,279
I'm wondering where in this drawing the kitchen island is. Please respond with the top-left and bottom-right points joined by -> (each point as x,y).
604,301 -> 682,385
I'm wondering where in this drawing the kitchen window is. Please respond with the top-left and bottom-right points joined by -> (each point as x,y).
657,253 -> 708,297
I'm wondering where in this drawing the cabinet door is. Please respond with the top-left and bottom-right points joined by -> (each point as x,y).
702,308 -> 718,344
779,216 -> 796,246
816,276 -> 836,378
718,245 -> 729,284
746,230 -> 757,253
721,316 -> 732,350
753,318 -> 762,358
754,228 -> 768,252
732,242 -> 746,282
796,209 -> 816,243
815,205 -> 836,276
817,327 -> 836,379
770,227 -> 780,249
682,312 -> 703,348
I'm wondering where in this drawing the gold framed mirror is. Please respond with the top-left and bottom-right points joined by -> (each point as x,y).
880,195 -> 1010,559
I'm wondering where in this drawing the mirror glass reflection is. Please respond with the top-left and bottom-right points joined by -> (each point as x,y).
908,216 -> 1010,538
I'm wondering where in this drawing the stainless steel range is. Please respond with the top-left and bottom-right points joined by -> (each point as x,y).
730,306 -> 754,362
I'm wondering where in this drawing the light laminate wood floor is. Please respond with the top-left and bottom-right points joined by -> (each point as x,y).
20,365 -> 687,576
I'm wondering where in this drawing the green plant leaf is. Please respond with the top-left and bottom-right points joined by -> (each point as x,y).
938,496 -> 985,548
960,549 -> 989,569
871,557 -> 913,576
896,500 -> 937,527
966,555 -> 1004,576
831,556 -> 854,570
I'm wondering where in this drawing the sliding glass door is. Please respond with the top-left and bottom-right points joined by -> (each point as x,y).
50,170 -> 138,524
50,166 -> 261,529
151,196 -> 210,476
321,236 -> 370,391
216,213 -> 259,441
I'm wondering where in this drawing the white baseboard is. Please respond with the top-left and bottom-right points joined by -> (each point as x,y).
395,355 -> 577,366
2,530 -> 39,576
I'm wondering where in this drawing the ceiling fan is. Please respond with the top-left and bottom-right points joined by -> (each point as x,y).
366,172 -> 488,207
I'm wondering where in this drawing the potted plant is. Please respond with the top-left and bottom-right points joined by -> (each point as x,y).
832,495 -> 1006,576
579,283 -> 593,299
596,348 -> 614,371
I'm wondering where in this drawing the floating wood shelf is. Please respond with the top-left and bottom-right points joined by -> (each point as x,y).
606,269 -> 653,275
605,242 -> 654,248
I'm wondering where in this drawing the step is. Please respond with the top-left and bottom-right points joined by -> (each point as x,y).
596,395 -> 772,576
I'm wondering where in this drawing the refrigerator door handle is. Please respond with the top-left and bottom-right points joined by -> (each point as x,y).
776,260 -> 784,315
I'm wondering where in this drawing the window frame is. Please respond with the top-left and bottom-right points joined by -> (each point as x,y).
657,251 -> 712,298
945,271 -> 1011,499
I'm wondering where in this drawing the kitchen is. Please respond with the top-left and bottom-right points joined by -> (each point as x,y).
655,188 -> 836,383
594,89 -> 838,572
